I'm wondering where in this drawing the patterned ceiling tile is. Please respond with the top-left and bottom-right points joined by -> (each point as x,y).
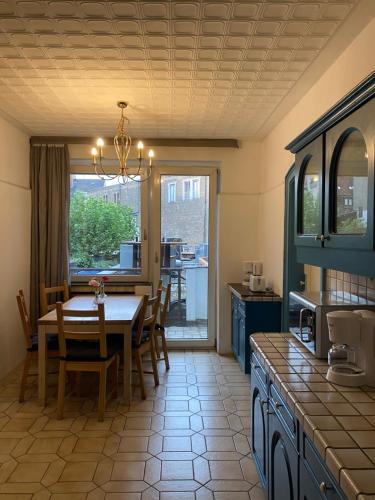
0,0 -> 363,137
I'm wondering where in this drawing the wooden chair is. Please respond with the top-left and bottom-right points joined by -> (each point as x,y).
40,280 -> 69,317
56,302 -> 120,421
132,291 -> 161,399
154,280 -> 171,370
16,289 -> 60,403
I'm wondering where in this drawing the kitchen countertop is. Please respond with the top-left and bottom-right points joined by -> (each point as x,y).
251,332 -> 375,500
228,283 -> 282,302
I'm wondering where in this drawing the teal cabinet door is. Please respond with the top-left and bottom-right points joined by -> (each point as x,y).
324,100 -> 375,250
268,408 -> 298,500
251,370 -> 268,488
295,136 -> 324,247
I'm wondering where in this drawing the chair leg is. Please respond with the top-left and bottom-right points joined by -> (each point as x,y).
160,330 -> 170,371
98,366 -> 107,422
135,350 -> 146,400
154,333 -> 161,359
57,362 -> 66,420
19,352 -> 32,403
112,355 -> 119,400
150,337 -> 159,387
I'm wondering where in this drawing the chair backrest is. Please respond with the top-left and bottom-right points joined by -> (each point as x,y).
40,280 -> 69,317
134,290 -> 162,346
158,282 -> 171,329
56,302 -> 107,358
16,289 -> 32,350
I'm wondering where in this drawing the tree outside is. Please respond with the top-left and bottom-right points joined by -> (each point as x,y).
70,191 -> 138,268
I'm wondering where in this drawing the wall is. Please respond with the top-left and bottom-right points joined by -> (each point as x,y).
70,141 -> 262,353
0,115 -> 30,378
258,18 -> 375,296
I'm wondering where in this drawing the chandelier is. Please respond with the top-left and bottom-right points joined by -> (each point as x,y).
90,101 -> 155,183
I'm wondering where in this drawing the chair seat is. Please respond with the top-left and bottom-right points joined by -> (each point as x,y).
107,329 -> 151,349
61,339 -> 120,362
27,333 -> 59,352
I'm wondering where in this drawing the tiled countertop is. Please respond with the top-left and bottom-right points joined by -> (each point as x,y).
251,332 -> 375,500
228,283 -> 282,302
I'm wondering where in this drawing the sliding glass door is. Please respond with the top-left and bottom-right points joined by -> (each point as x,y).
152,167 -> 217,347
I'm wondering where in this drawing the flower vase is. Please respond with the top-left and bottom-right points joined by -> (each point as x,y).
100,283 -> 107,301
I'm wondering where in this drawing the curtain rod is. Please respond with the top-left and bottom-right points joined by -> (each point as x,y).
30,137 -> 239,148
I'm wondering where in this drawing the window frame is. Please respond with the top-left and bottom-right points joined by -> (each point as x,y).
69,163 -> 149,283
167,182 -> 177,203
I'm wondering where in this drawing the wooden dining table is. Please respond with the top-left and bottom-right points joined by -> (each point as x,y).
38,294 -> 143,406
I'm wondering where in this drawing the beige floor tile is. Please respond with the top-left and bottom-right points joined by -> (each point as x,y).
206,437 -> 235,452
161,460 -> 194,480
75,437 -> 106,453
209,461 -> 244,480
111,461 -> 145,481
9,462 -> 49,483
163,436 -> 191,452
118,436 -> 148,453
60,461 -> 97,481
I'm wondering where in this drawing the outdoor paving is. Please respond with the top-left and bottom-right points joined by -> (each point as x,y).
0,350 -> 264,499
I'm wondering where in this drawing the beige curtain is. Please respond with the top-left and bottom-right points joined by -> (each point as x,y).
30,145 -> 70,329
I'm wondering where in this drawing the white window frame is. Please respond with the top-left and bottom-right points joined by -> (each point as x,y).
69,163 -> 148,283
114,192 -> 120,204
167,182 -> 176,203
183,179 -> 192,200
192,178 -> 200,199
103,193 -> 108,203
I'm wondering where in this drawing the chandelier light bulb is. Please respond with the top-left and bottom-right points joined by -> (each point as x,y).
96,138 -> 104,147
91,147 -> 98,156
148,149 -> 155,158
137,141 -> 144,150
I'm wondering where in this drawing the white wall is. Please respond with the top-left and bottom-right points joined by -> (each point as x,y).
70,141 -> 262,353
258,18 -> 375,296
0,115 -> 30,378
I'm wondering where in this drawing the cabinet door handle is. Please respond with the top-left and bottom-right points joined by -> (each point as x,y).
266,410 -> 274,415
275,401 -> 283,409
319,482 -> 330,494
260,399 -> 267,407
320,234 -> 330,242
314,234 -> 321,241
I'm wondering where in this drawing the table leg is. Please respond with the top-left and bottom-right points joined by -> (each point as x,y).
123,325 -> 132,406
38,325 -> 47,406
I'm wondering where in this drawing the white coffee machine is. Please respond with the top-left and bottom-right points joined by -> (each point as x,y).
326,309 -> 375,387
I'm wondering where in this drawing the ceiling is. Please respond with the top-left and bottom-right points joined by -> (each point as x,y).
0,1 -> 367,139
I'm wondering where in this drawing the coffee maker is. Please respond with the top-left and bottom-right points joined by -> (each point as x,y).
326,309 -> 375,387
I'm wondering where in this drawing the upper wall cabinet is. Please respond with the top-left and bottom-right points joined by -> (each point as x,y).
295,136 -> 323,247
324,101 -> 375,250
286,73 -> 375,276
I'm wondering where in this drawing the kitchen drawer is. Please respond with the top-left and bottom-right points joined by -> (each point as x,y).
301,431 -> 344,499
251,353 -> 267,390
269,382 -> 298,449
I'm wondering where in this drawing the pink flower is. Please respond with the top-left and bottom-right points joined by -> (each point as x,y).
89,279 -> 100,288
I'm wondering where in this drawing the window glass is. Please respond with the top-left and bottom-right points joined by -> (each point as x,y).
335,130 -> 368,234
192,179 -> 200,199
70,174 -> 141,277
302,158 -> 320,235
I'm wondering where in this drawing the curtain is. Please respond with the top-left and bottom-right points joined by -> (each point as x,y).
30,144 -> 70,329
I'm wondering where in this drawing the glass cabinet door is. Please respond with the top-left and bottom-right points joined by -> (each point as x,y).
334,130 -> 368,235
325,101 -> 374,250
295,136 -> 323,247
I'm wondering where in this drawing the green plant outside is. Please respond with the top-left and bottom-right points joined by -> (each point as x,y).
70,191 -> 138,267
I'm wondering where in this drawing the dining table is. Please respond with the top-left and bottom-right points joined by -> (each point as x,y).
37,294 -> 143,406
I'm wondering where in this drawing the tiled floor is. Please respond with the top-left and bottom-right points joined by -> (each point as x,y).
0,350 -> 265,500
165,327 -> 207,340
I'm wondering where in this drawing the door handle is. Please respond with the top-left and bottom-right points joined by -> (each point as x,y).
154,251 -> 159,264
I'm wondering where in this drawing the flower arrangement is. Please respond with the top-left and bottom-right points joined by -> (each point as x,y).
89,276 -> 109,304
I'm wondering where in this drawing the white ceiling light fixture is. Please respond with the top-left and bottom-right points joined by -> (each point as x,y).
91,101 -> 155,183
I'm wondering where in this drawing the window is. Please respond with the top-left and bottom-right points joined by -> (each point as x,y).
192,178 -> 200,199
69,174 -> 147,280
183,180 -> 192,200
344,197 -> 353,206
167,182 -> 176,203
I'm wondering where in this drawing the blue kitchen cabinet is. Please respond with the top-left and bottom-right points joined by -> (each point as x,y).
230,286 -> 281,374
